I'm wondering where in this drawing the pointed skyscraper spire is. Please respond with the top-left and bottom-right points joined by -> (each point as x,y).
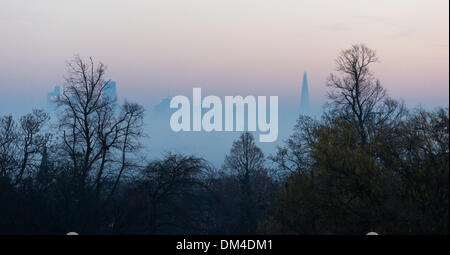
300,72 -> 310,112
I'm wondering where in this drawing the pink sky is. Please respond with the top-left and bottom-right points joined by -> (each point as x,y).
0,0 -> 448,114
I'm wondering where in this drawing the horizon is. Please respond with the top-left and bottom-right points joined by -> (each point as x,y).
0,0 -> 448,117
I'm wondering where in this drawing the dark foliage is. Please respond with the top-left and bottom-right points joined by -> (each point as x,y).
0,51 -> 447,234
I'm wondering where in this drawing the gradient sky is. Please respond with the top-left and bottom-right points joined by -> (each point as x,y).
0,0 -> 448,115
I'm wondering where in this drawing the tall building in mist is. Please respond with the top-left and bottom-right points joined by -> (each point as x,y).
300,72 -> 310,112
103,81 -> 117,102
46,85 -> 60,111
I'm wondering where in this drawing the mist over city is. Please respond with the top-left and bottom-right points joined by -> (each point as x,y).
0,0 -> 448,238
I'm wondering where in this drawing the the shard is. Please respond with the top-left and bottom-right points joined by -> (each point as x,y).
300,72 -> 310,112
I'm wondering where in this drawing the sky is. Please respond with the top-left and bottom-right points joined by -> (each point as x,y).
0,0 -> 448,116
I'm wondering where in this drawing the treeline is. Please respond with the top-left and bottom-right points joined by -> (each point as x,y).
0,46 -> 448,234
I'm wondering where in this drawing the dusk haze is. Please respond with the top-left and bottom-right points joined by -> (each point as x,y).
0,0 -> 448,243
0,0 -> 448,115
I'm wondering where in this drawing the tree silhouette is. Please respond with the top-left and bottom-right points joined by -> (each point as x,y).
223,132 -> 265,234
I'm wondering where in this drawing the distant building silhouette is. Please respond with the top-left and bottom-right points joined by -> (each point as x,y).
103,81 -> 117,102
50,81 -> 117,111
300,72 -> 310,113
153,97 -> 172,118
46,85 -> 60,111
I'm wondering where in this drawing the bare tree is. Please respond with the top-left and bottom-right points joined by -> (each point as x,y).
15,109 -> 50,185
327,44 -> 404,145
59,55 -> 109,185
107,102 -> 145,200
223,132 -> 265,233
58,55 -> 145,198
0,110 -> 49,185
113,153 -> 211,234
270,115 -> 319,179
224,132 -> 265,178
0,115 -> 19,179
